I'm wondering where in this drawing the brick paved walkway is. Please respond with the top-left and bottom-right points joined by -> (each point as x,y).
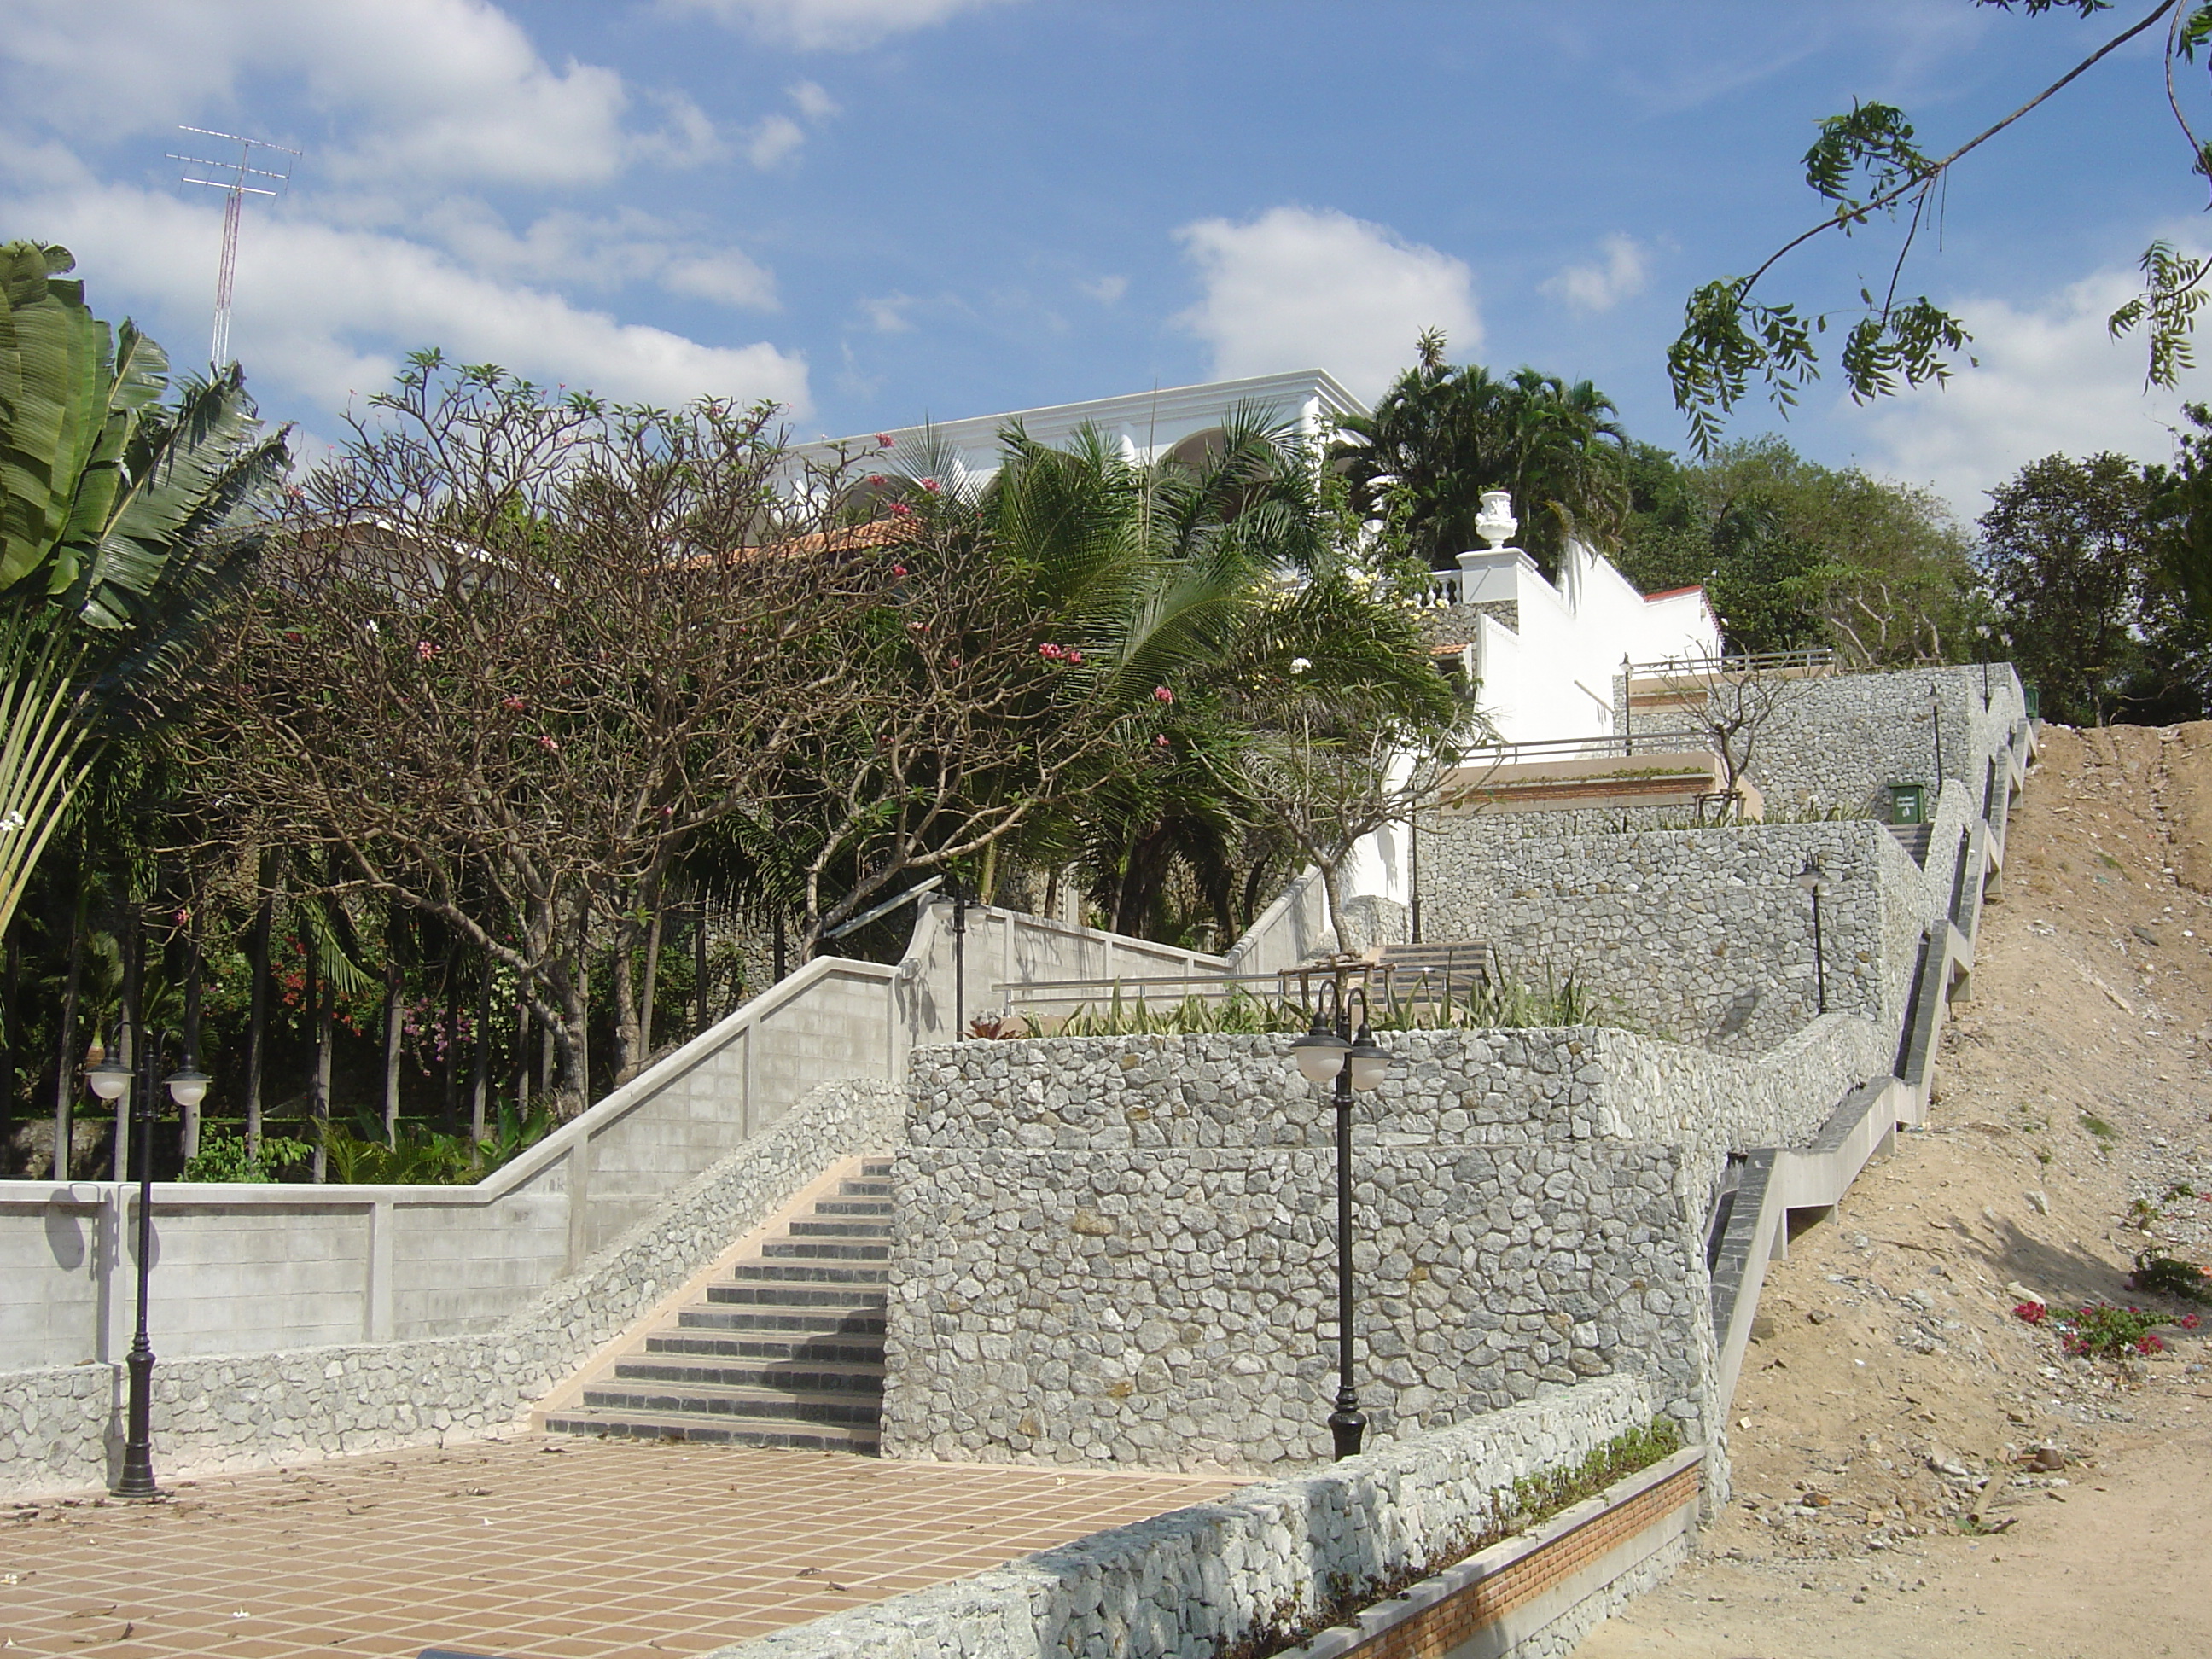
0,1435 -> 1243,1658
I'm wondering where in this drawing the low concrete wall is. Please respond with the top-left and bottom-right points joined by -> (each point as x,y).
1,954 -> 902,1372
0,1079 -> 905,1499
884,1018 -> 1888,1471
707,1377 -> 1663,1659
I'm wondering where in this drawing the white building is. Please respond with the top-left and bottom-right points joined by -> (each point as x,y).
818,375 -> 1723,937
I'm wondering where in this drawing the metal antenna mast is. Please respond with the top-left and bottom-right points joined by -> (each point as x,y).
168,125 -> 299,369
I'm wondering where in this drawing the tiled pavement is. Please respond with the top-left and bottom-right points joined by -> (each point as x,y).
0,1435 -> 1243,1658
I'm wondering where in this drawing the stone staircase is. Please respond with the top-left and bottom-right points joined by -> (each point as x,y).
536,1157 -> 892,1453
1886,822 -> 1935,866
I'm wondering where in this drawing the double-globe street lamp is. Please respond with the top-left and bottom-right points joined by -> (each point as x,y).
1288,979 -> 1389,1460
86,1027 -> 212,1499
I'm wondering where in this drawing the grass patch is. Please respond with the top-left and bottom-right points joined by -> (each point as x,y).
2079,1111 -> 2119,1145
1212,1418 -> 1685,1659
1007,970 -> 1633,1041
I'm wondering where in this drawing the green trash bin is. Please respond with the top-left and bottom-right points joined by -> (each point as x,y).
1886,782 -> 1926,826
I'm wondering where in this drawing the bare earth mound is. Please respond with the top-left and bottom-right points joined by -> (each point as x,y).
1575,723 -> 2212,1659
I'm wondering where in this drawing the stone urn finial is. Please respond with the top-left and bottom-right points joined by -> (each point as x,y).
1476,489 -> 1517,550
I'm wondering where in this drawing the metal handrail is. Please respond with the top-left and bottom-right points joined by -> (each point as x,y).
1455,729 -> 1714,765
1626,647 -> 1837,678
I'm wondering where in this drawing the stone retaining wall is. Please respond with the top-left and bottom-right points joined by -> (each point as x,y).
707,1377 -> 1657,1659
1417,820 -> 1935,1053
0,1079 -> 904,1499
884,1020 -> 1887,1470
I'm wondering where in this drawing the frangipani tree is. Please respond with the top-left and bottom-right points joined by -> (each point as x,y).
0,240 -> 286,936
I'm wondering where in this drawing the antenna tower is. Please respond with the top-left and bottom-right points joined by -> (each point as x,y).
168,125 -> 299,369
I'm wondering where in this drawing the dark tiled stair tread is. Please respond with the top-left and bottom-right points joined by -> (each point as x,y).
678,1306 -> 887,1330
545,1154 -> 894,1458
580,1383 -> 882,1424
761,1240 -> 890,1260
859,1161 -> 894,1175
646,1334 -> 883,1362
543,1410 -> 879,1452
729,1260 -> 888,1282
613,1359 -> 884,1391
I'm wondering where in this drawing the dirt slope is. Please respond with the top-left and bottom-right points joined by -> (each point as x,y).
1575,722 -> 2212,1659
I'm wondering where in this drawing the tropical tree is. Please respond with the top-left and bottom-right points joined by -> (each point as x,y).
0,239 -> 285,940
1328,331 -> 1631,577
1978,450 -> 2205,723
1670,1 -> 2212,456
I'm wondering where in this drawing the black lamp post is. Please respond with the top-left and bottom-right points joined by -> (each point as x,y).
1794,854 -> 1829,1015
1288,979 -> 1389,1460
86,1024 -> 211,1500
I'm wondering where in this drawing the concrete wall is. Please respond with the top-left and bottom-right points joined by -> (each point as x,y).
0,1079 -> 906,1499
710,1376 -> 1664,1659
882,1017 -> 1889,1473
1417,820 -> 1936,1053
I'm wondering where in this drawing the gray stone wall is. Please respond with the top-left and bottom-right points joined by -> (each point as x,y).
884,1020 -> 1887,1472
710,1376 -> 1657,1659
1750,664 -> 2024,813
1416,821 -> 1936,1053
0,1079 -> 905,1499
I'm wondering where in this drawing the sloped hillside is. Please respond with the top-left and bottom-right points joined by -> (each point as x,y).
1577,723 -> 2212,1659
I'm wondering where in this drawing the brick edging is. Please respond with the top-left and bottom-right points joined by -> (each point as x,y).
1292,1444 -> 1705,1659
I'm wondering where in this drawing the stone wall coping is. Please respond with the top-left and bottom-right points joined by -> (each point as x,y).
1282,1442 -> 1707,1659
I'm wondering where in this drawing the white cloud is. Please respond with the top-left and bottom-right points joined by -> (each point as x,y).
745,113 -> 807,169
1173,206 -> 1480,401
663,249 -> 780,311
668,0 -> 1021,51
13,181 -> 809,416
1080,274 -> 1128,305
1847,252 -> 2209,521
861,294 -> 916,334
1542,233 -> 1649,313
789,79 -> 841,120
1,0 -> 713,189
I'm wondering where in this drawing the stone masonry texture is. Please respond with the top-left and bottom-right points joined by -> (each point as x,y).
883,1022 -> 1887,1472
707,1376 -> 1654,1659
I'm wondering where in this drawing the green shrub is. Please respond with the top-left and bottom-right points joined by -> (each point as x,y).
180,1131 -> 314,1183
321,1101 -> 556,1185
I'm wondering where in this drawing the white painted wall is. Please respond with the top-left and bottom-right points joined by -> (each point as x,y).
1343,536 -> 1722,919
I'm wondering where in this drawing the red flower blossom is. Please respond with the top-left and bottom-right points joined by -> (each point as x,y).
2013,1301 -> 2047,1324
1154,734 -> 1171,748
1153,685 -> 1173,704
415,640 -> 439,661
500,694 -> 527,713
892,564 -> 907,576
876,434 -> 894,448
920,477 -> 940,493
537,735 -> 560,752
889,501 -> 914,517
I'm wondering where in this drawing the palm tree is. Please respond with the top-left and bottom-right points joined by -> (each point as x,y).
1329,331 -> 1630,578
0,241 -> 287,937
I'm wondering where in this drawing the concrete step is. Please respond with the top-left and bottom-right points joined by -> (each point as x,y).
788,1218 -> 892,1239
613,1359 -> 884,1394
729,1260 -> 888,1284
646,1332 -> 883,1364
840,1179 -> 892,1197
859,1161 -> 894,1177
540,1407 -> 880,1455
581,1380 -> 882,1428
812,1199 -> 892,1217
678,1306 -> 886,1334
760,1239 -> 890,1262
706,1284 -> 887,1313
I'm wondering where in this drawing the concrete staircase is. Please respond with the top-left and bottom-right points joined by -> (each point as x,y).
1886,822 -> 1935,866
536,1157 -> 892,1453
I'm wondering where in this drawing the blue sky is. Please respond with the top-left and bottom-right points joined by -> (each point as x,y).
3,0 -> 2205,517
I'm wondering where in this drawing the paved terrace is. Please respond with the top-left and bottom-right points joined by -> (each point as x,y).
0,1435 -> 1240,1658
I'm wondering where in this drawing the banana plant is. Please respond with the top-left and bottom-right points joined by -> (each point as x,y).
0,240 -> 287,937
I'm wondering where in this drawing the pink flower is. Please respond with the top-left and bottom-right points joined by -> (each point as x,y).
889,502 -> 915,517
537,735 -> 560,753
501,694 -> 527,713
415,640 -> 439,661
2138,1333 -> 2166,1355
868,474 -> 888,486
2184,1314 -> 2203,1330
173,908 -> 190,926
1039,643 -> 1065,661
920,477 -> 940,493
876,434 -> 894,448
892,564 -> 908,576
1066,649 -> 1084,665
1153,685 -> 1173,704
2013,1301 -> 2046,1324
1154,734 -> 1170,748
908,620 -> 927,632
